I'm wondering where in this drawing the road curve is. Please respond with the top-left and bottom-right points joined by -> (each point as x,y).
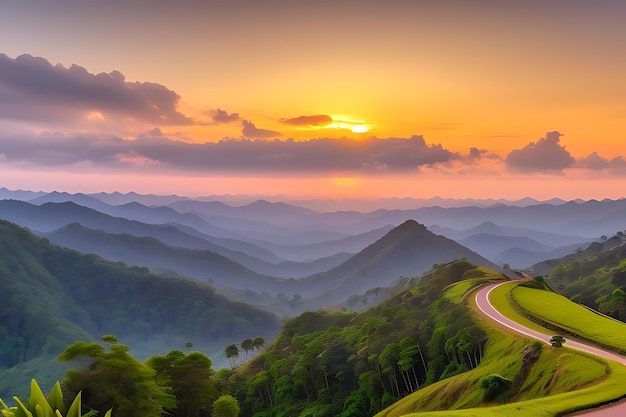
475,281 -> 626,416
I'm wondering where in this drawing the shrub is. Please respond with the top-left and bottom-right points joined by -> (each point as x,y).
0,378 -> 112,417
479,374 -> 512,401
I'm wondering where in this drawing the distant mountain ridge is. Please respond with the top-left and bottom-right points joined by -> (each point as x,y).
43,223 -> 290,293
0,220 -> 282,397
4,188 -> 623,241
0,199 -> 288,265
2,189 -> 623,295
0,187 -> 593,210
0,197 -> 497,314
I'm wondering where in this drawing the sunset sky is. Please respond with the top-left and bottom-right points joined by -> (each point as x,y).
1,0 -> 625,201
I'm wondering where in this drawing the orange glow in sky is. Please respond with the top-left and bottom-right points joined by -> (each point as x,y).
0,1 -> 624,200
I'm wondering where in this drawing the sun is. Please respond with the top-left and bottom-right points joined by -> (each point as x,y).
327,116 -> 374,134
350,124 -> 370,133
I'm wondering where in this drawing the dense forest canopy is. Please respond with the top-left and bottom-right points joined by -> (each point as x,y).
0,220 -> 281,398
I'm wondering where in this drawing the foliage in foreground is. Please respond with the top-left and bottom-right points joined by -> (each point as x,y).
0,378 -> 111,417
58,336 -> 174,417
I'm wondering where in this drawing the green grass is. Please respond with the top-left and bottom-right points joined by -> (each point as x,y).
374,328 -> 526,417
443,268 -> 502,303
486,281 -> 553,335
444,279 -> 488,303
511,285 -> 626,352
394,358 -> 626,417
376,323 -> 623,417
516,352 -> 607,400
375,279 -> 626,417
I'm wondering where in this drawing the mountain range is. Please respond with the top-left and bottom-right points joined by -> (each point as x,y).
2,190 -> 624,314
0,220 -> 282,398
2,187 -> 626,414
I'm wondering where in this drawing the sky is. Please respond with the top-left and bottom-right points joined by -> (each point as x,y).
0,0 -> 625,201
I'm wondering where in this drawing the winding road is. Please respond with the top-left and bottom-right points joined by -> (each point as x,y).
475,281 -> 626,417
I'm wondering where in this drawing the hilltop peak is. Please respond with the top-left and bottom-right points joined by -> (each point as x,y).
471,221 -> 503,235
394,219 -> 427,230
306,218 -> 498,299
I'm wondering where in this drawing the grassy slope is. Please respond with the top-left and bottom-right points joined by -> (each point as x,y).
511,285 -> 626,352
376,279 -> 626,417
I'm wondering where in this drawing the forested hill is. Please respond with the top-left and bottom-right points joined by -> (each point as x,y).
533,232 -> 626,315
225,260 -> 501,416
0,220 -> 282,398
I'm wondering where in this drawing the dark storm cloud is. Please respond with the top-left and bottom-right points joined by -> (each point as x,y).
0,53 -> 192,125
0,131 -> 455,173
505,131 -> 575,172
241,120 -> 282,138
281,115 -> 333,127
211,108 -> 240,123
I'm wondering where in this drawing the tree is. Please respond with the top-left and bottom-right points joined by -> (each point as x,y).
550,335 -> 566,348
241,339 -> 253,359
101,334 -> 118,345
212,394 -> 240,417
147,350 -> 216,417
248,370 -> 272,408
479,374 -> 511,401
378,343 -> 401,397
252,337 -> 265,352
58,336 -> 175,417
397,337 -> 423,392
225,344 -> 239,369
598,288 -> 626,320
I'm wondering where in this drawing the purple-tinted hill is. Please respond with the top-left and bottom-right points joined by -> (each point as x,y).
296,219 -> 499,302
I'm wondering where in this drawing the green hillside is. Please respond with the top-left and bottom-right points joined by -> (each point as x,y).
0,220 -> 281,399
219,261 -> 502,416
4,217 -> 626,416
534,233 -> 626,317
377,280 -> 626,416
215,261 -> 626,417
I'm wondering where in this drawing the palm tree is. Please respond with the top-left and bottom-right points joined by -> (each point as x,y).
252,337 -> 265,352
225,344 -> 239,368
241,339 -> 253,359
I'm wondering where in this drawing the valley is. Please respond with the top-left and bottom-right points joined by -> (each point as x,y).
3,4 -> 625,415
1,189 -> 626,416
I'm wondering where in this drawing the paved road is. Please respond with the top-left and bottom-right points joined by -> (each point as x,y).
475,281 -> 626,417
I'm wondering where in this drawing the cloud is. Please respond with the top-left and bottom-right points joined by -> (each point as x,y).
0,130 -> 456,173
467,147 -> 501,162
505,131 -> 575,172
576,152 -> 626,170
0,53 -> 193,126
468,147 -> 487,161
211,108 -> 240,124
241,120 -> 282,138
361,135 -> 454,169
281,114 -> 333,127
0,130 -> 127,166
